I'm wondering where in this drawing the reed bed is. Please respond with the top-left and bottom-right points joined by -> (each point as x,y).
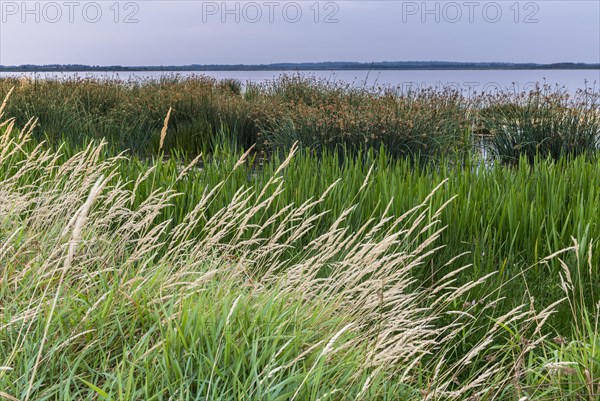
0,110 -> 598,400
0,74 -> 264,155
3,75 -> 597,162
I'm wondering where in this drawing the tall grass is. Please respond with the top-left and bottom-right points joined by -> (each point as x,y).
78,146 -> 597,332
1,113 -> 598,400
1,78 -> 599,399
13,121 -> 599,334
477,84 -> 600,163
259,79 -> 471,163
2,75 -> 598,162
0,75 -> 263,156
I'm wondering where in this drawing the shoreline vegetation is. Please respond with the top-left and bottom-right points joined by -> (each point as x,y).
1,61 -> 599,72
1,74 -> 599,161
0,75 -> 599,400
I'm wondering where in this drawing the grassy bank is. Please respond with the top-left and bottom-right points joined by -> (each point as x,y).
0,78 -> 599,399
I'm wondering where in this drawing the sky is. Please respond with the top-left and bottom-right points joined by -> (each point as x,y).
0,0 -> 599,65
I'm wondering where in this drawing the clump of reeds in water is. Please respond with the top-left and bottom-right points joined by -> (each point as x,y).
477,83 -> 600,164
257,77 -> 471,164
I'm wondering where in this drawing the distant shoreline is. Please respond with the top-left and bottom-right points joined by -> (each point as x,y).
1,61 -> 599,73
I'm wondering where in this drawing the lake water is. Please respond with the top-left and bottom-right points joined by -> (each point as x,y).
1,69 -> 598,95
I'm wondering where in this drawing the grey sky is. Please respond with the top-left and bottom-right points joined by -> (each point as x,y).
0,1 -> 599,65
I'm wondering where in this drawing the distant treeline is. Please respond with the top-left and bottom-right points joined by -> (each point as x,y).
1,61 -> 599,72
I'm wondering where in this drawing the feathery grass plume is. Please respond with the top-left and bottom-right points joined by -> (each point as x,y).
159,106 -> 172,151
233,143 -> 255,170
24,175 -> 105,401
0,86 -> 14,119
175,152 -> 202,181
0,391 -> 19,401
